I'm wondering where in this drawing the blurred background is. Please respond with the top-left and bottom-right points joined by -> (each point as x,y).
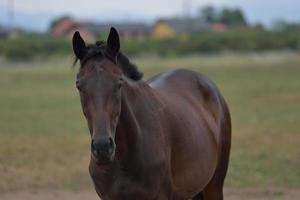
0,0 -> 299,199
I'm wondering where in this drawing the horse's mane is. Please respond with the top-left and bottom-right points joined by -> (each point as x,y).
73,41 -> 143,81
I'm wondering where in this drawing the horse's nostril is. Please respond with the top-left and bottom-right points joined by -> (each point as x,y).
91,139 -> 95,149
91,140 -> 98,155
91,138 -> 115,156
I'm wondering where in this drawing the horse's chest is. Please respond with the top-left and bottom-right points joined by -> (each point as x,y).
89,163 -> 162,200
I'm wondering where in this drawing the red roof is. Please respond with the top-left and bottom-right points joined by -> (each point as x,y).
52,19 -> 80,36
210,23 -> 227,32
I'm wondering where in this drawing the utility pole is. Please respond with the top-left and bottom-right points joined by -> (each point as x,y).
182,0 -> 192,19
7,0 -> 14,31
182,0 -> 192,32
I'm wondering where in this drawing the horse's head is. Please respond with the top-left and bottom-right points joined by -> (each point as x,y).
72,28 -> 124,165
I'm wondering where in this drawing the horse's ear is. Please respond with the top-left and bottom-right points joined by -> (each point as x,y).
72,31 -> 87,60
106,27 -> 120,57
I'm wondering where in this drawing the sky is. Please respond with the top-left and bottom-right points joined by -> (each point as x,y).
0,0 -> 300,32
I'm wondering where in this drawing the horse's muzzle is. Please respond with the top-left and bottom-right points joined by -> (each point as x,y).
91,138 -> 115,164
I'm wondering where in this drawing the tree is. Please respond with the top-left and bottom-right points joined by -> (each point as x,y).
219,8 -> 247,27
271,19 -> 290,31
199,5 -> 217,23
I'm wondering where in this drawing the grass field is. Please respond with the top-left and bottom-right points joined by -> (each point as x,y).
0,52 -> 300,198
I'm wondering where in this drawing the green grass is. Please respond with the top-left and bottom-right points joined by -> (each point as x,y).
0,52 -> 300,193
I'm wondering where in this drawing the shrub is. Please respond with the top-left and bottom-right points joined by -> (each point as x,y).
1,30 -> 300,61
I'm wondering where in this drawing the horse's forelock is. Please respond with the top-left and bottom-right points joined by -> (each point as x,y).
72,42 -> 143,81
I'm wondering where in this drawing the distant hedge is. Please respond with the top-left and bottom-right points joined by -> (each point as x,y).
122,31 -> 300,56
1,31 -> 300,61
0,34 -> 71,61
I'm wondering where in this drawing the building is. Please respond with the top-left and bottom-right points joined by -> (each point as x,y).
0,27 -> 9,39
84,22 -> 151,41
51,18 -> 96,42
152,17 -> 209,39
209,23 -> 227,32
0,26 -> 22,40
50,18 -> 151,42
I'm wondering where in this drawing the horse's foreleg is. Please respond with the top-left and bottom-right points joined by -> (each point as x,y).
202,185 -> 223,200
192,192 -> 204,200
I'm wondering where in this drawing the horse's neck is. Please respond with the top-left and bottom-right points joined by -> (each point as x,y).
115,79 -> 161,163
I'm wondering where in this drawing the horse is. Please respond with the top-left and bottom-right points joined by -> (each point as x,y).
72,27 -> 231,200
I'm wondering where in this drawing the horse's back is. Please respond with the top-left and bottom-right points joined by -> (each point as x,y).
148,68 -> 225,134
147,69 -> 230,198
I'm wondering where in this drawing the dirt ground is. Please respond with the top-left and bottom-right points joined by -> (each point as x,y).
1,188 -> 299,200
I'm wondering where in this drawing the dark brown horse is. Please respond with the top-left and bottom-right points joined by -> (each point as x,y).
72,27 -> 231,200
